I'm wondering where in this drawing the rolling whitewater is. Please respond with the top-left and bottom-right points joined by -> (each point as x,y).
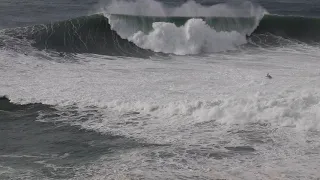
1,0 -> 320,179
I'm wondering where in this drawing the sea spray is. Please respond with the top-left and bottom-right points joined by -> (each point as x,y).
102,0 -> 266,18
103,0 -> 266,54
129,19 -> 247,55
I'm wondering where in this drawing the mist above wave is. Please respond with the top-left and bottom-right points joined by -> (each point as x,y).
100,0 -> 266,18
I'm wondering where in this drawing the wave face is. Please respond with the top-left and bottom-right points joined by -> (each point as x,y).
1,15 -> 155,58
29,15 -> 155,58
254,15 -> 320,43
1,0 -> 320,56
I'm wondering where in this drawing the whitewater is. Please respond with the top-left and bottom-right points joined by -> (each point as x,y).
1,0 -> 320,179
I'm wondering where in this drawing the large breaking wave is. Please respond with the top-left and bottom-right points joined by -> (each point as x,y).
1,0 -> 320,56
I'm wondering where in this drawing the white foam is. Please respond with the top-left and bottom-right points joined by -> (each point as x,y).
106,16 -> 248,55
2,45 -> 320,136
129,19 -> 247,55
102,0 -> 266,54
69,89 -> 320,141
2,40 -> 320,180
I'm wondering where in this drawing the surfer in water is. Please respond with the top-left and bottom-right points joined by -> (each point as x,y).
266,73 -> 272,79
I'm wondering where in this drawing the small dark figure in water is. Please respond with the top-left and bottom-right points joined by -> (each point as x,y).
266,73 -> 272,79
59,52 -> 64,57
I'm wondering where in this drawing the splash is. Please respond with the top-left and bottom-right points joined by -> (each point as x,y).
100,0 -> 266,54
130,18 -> 247,55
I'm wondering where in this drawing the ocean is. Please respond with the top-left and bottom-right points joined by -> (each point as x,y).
1,0 -> 320,179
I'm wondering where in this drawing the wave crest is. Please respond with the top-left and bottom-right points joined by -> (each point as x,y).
101,0 -> 266,54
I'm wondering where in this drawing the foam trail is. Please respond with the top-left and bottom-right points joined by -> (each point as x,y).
130,19 -> 247,55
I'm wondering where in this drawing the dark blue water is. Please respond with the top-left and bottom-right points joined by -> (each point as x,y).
0,97 -> 168,179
